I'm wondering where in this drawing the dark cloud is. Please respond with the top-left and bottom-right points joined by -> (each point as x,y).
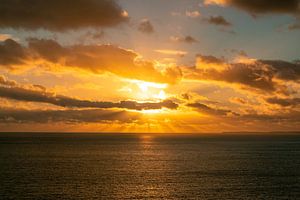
230,0 -> 300,14
266,97 -> 300,107
0,39 -> 29,68
0,0 -> 128,31
185,57 -> 276,93
187,98 -> 300,125
226,49 -> 248,57
241,111 -> 300,123
181,93 -> 191,100
0,84 -> 178,111
170,36 -> 198,43
183,55 -> 300,94
260,60 -> 300,81
196,54 -> 225,64
0,39 -> 182,84
0,108 -> 139,123
206,0 -> 300,15
205,16 -> 232,27
187,102 -> 236,116
138,19 -> 155,34
288,23 -> 300,30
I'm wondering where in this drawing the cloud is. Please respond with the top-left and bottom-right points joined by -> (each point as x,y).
288,23 -> 300,30
230,97 -> 248,105
0,39 -> 182,84
183,55 -> 300,94
186,11 -> 201,18
0,81 -> 178,111
155,49 -> 187,57
170,36 -> 198,43
204,0 -> 300,15
0,39 -> 29,68
241,111 -> 300,123
187,102 -> 236,116
0,0 -> 128,31
260,60 -> 300,81
185,95 -> 300,124
196,54 -> 225,65
226,49 -> 248,57
266,97 -> 300,107
0,34 -> 14,41
204,15 -> 232,26
0,108 -> 140,123
82,31 -> 105,40
0,75 -> 17,86
138,19 -> 154,34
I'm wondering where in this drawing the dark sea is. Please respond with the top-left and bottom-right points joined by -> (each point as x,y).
0,133 -> 300,199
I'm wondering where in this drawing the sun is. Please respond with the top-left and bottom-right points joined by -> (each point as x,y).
131,80 -> 168,100
140,109 -> 163,114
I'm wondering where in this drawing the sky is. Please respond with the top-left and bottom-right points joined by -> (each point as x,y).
0,0 -> 300,133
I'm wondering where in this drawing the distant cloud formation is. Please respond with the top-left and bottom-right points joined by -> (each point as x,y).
0,108 -> 140,123
0,75 -> 16,86
138,19 -> 155,34
186,11 -> 201,18
260,60 -> 300,81
187,102 -> 235,116
204,0 -> 300,15
0,0 -> 128,31
0,39 -> 182,84
0,34 -> 14,41
205,16 -> 232,26
155,49 -> 187,57
266,97 -> 300,107
170,36 -> 198,43
0,39 -> 29,69
183,54 -> 300,94
0,77 -> 178,111
288,23 -> 300,30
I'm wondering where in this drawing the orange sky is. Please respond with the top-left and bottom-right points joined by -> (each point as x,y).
0,0 -> 299,133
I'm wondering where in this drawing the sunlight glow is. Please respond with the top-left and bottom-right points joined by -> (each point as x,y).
133,80 -> 167,89
141,109 -> 163,114
130,80 -> 168,100
154,90 -> 167,100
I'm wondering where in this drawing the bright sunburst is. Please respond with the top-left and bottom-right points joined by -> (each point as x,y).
132,80 -> 168,100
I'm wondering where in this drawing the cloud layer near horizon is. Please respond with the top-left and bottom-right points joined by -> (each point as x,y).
0,76 -> 178,111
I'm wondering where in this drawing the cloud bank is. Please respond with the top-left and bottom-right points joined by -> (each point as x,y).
183,55 -> 300,94
205,0 -> 300,15
0,0 -> 128,31
0,39 -> 182,84
0,79 -> 178,111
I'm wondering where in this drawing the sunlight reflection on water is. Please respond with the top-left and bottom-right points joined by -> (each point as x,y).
0,133 -> 300,199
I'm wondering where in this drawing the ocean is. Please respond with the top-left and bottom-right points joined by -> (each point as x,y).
0,133 -> 300,199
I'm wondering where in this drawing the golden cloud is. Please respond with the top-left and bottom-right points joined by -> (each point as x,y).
0,39 -> 182,84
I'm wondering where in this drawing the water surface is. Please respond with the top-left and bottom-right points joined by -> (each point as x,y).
0,133 -> 300,199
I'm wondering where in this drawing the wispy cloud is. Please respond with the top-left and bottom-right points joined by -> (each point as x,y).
138,19 -> 155,33
170,35 -> 198,43
155,49 -> 187,57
